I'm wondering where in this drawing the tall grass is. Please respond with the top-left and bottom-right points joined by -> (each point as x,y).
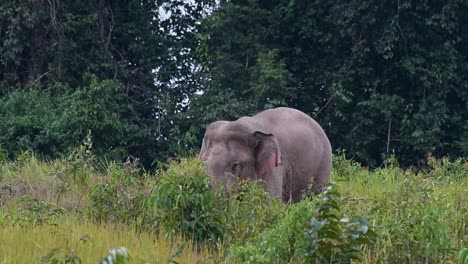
0,149 -> 466,263
0,216 -> 211,263
333,154 -> 467,263
0,151 -> 93,211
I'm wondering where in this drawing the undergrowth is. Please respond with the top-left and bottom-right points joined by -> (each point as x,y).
0,147 -> 466,263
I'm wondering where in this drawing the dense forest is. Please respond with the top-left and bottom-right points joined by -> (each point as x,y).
1,0 -> 467,167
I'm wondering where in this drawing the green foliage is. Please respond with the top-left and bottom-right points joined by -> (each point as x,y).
85,162 -> 153,229
308,184 -> 377,263
40,247 -> 82,264
39,237 -> 131,264
149,158 -> 286,249
0,0 -> 218,166
250,49 -> 292,109
65,131 -> 95,184
218,179 -> 284,246
191,1 -> 286,125
0,143 -> 7,164
99,247 -> 131,264
0,90 -> 59,157
4,196 -> 66,227
0,154 -> 466,263
150,158 -> 226,246
0,76 -> 138,161
459,248 -> 468,264
427,154 -> 468,182
55,75 -> 138,160
2,0 -> 467,167
229,201 -> 317,263
195,0 -> 468,167
86,183 -> 121,223
230,184 -> 376,263
333,155 -> 467,263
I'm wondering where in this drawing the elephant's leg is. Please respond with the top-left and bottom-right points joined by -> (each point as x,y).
312,154 -> 332,193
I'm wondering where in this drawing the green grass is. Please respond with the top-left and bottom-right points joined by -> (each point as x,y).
0,152 -> 93,211
0,151 -> 466,263
333,154 -> 467,263
0,216 -> 212,263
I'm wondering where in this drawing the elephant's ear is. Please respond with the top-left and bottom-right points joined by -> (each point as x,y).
198,138 -> 207,160
253,131 -> 282,179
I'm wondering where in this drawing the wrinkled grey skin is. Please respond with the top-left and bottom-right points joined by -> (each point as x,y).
199,107 -> 332,202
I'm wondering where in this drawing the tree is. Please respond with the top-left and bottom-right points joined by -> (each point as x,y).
0,0 -> 216,165
192,0 -> 468,166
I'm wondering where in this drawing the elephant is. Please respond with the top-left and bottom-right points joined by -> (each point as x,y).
198,107 -> 332,202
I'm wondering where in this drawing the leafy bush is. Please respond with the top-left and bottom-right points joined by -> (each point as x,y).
40,247 -> 82,264
0,143 -> 7,164
230,183 -> 376,263
85,161 -> 153,229
230,200 -> 316,263
0,75 -> 138,161
217,179 -> 285,246
459,248 -> 468,264
0,90 -> 59,158
427,154 -> 468,182
307,184 -> 377,263
149,158 -> 226,246
333,155 -> 467,263
1,153 -> 465,263
4,196 -> 66,227
149,158 -> 286,249
87,183 -> 122,223
65,130 -> 95,185
55,75 -> 138,160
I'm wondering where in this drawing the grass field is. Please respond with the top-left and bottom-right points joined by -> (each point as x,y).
0,151 -> 466,263
0,217 -> 211,263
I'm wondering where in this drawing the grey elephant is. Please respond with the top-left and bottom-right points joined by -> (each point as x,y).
199,107 -> 332,202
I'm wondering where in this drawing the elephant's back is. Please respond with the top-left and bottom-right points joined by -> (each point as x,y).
253,107 -> 329,146
254,107 -> 332,200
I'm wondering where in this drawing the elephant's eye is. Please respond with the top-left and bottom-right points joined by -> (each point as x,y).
231,162 -> 242,175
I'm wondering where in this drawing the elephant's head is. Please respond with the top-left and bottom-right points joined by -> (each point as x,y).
199,121 -> 282,189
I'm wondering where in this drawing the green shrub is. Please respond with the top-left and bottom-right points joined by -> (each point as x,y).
218,179 -> 285,246
230,200 -> 316,263
459,248 -> 468,264
4,196 -> 67,227
230,183 -> 376,264
55,75 -> 137,161
370,173 -> 463,263
149,158 -> 286,249
149,158 -> 226,246
0,76 -> 138,162
1,154 -> 465,263
65,131 -> 95,185
39,247 -> 82,264
0,143 -> 7,164
334,154 -> 467,263
332,151 -> 369,181
427,154 -> 468,182
85,161 -> 153,229
307,184 -> 377,263
87,183 -> 122,223
0,90 -> 60,159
